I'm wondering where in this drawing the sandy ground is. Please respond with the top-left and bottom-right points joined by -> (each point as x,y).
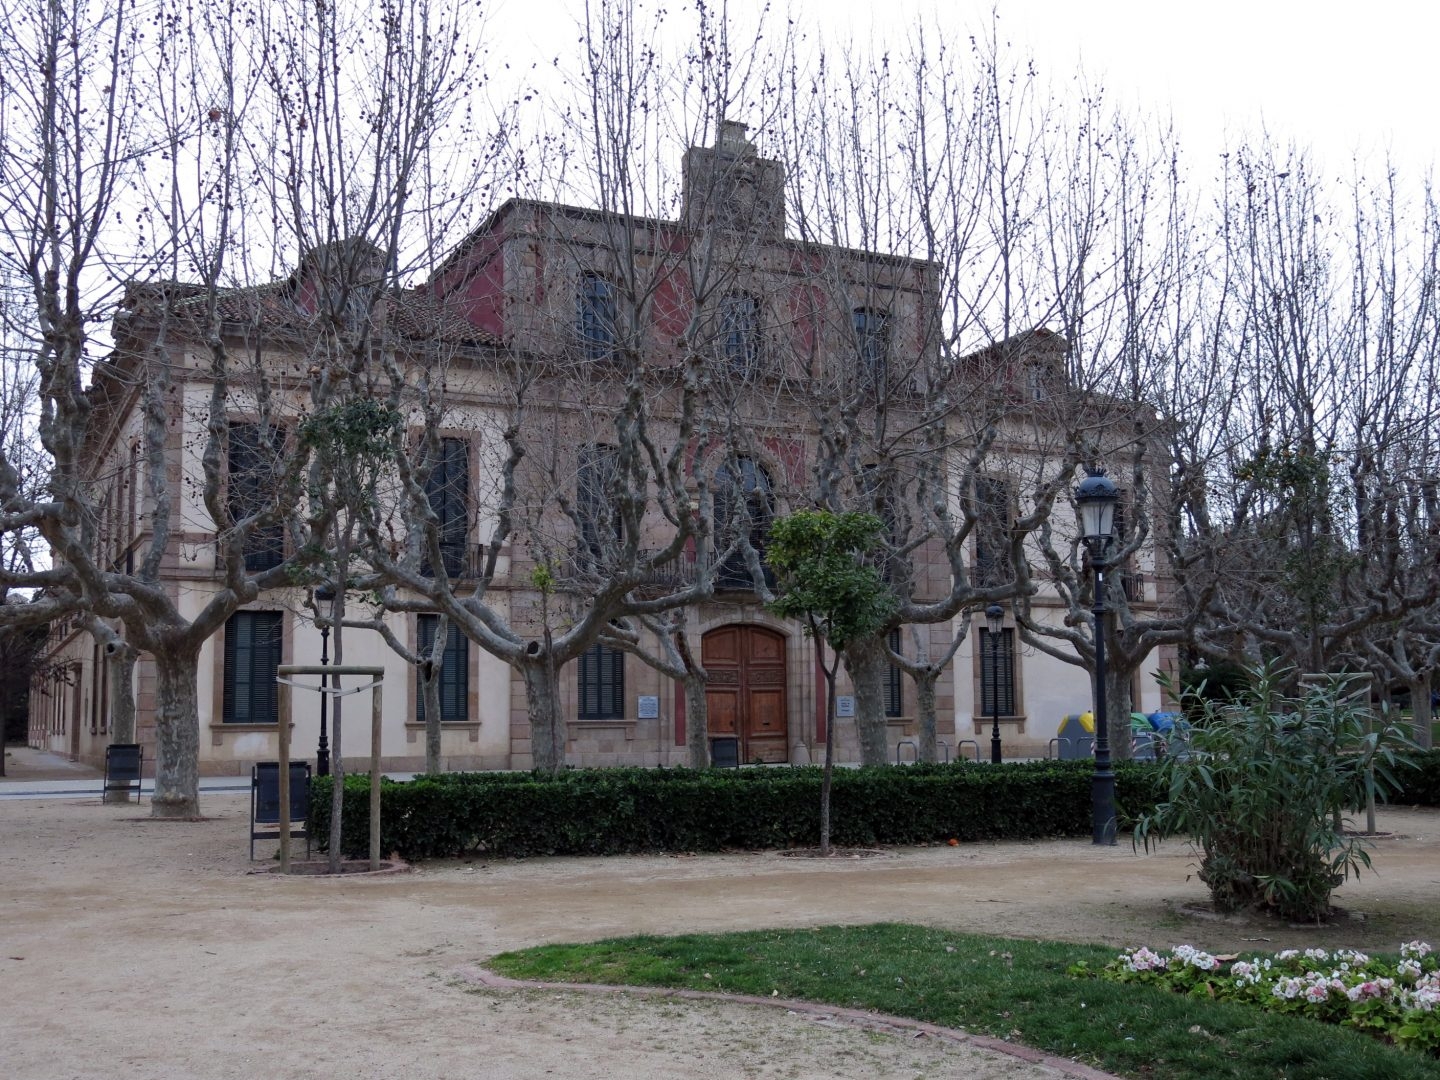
4,750 -> 1440,1080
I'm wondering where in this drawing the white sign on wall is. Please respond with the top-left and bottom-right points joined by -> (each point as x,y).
835,695 -> 856,718
637,695 -> 660,719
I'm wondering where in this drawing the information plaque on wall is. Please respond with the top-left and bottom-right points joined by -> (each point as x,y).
637,695 -> 659,719
835,695 -> 856,717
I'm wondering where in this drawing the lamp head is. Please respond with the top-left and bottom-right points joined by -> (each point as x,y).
313,583 -> 336,623
985,603 -> 1004,637
1074,466 -> 1119,555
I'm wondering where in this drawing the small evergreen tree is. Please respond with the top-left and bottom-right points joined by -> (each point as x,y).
767,510 -> 897,854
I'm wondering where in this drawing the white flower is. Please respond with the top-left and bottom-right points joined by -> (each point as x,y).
1272,977 -> 1303,1000
1121,946 -> 1170,973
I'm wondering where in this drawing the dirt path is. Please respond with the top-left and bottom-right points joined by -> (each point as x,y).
4,784 -> 1438,1080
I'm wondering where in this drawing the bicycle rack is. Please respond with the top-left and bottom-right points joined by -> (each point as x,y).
896,739 -> 956,764
955,739 -> 980,763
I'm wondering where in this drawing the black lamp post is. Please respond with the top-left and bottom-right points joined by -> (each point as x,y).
313,584 -> 335,777
1075,466 -> 1119,846
985,602 -> 1005,764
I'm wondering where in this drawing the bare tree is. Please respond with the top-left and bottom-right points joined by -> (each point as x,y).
0,0 -> 504,815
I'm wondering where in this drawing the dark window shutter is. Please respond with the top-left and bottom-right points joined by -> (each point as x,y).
974,477 -> 1013,587
422,438 -> 469,578
979,628 -> 1016,717
579,275 -> 617,360
228,424 -> 285,571
720,293 -> 760,373
578,444 -> 622,556
578,642 -> 624,720
853,307 -> 890,385
223,612 -> 282,723
417,615 -> 469,723
885,628 -> 903,718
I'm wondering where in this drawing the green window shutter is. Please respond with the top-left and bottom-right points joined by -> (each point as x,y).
979,628 -> 1016,717
578,642 -> 624,720
223,612 -> 282,723
417,615 -> 468,723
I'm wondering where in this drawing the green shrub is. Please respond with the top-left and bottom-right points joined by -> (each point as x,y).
1134,665 -> 1416,922
1393,749 -> 1440,805
308,759 -> 1169,861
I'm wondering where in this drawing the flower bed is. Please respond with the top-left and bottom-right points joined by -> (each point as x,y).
1085,941 -> 1440,1055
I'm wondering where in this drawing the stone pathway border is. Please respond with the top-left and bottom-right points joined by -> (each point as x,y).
460,965 -> 1122,1080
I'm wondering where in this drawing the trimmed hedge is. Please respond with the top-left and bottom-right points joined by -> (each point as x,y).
1393,748 -> 1440,805
306,750 -> 1440,863
308,760 -> 1169,861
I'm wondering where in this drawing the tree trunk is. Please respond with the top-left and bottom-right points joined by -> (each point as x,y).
329,581 -> 348,875
523,657 -> 564,774
149,649 -> 201,819
1106,662 -> 1134,763
684,673 -> 709,768
1409,673 -> 1434,750
914,670 -> 939,763
102,642 -> 139,804
108,643 -> 138,744
844,637 -> 889,766
422,667 -> 443,774
820,659 -> 836,856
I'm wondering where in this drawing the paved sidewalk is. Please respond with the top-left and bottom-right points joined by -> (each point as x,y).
0,745 -> 412,799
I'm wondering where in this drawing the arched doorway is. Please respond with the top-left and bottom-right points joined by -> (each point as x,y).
702,625 -> 788,764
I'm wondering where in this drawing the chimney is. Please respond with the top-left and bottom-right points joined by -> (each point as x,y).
681,119 -> 786,240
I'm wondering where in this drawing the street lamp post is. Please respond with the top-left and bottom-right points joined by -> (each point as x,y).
1075,467 -> 1119,846
986,603 -> 1005,764
314,584 -> 335,777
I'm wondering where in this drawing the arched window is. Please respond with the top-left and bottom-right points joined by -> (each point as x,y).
714,456 -> 774,589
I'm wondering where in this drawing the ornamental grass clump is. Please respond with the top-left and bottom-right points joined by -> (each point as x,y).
1134,664 -> 1414,921
1089,941 -> 1440,1056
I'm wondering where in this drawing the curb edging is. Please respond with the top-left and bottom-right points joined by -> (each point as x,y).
456,965 -> 1120,1080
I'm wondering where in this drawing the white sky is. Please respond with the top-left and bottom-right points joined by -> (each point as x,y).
483,0 -> 1438,181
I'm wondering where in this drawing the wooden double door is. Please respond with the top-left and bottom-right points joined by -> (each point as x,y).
703,625 -> 788,764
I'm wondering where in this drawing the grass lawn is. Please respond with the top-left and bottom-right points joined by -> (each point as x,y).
490,924 -> 1437,1080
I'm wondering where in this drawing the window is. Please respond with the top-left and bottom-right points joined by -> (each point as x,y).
979,627 -> 1015,718
884,628 -> 904,718
577,443 -> 622,558
853,307 -> 890,386
973,476 -> 1013,587
718,292 -> 760,373
422,437 -> 469,578
223,611 -> 282,724
228,423 -> 285,571
714,456 -> 775,589
1025,363 -> 1048,402
861,464 -> 901,583
578,273 -> 618,361
416,615 -> 469,723
577,642 -> 625,720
